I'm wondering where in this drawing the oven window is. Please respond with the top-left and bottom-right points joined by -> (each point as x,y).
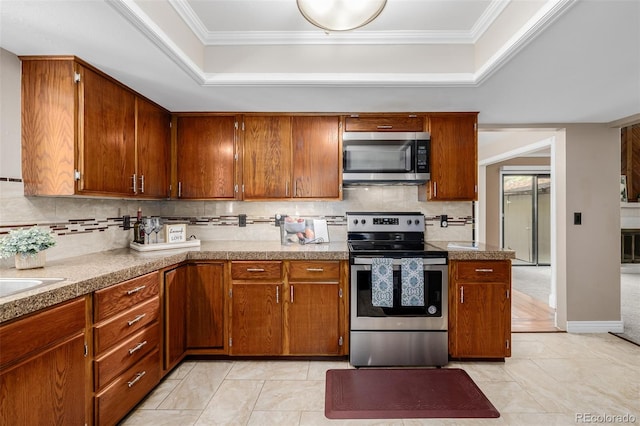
355,269 -> 443,317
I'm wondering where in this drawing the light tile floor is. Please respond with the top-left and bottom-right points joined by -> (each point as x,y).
122,333 -> 639,425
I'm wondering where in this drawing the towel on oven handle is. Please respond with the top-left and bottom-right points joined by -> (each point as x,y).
371,257 -> 393,307
401,258 -> 425,306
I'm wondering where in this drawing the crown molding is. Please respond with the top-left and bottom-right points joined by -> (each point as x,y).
110,0 -> 576,88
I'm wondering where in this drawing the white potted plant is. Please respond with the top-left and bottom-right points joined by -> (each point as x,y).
0,226 -> 56,269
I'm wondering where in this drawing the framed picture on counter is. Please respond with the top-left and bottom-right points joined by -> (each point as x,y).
165,223 -> 187,243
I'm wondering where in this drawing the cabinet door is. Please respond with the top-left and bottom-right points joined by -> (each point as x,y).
287,282 -> 341,355
187,263 -> 225,349
164,266 -> 187,370
21,59 -> 77,196
137,97 -> 170,198
427,114 -> 477,201
0,297 -> 86,425
230,283 -> 283,355
344,115 -> 425,132
242,116 -> 291,199
292,116 -> 341,199
78,65 -> 136,196
452,282 -> 510,358
177,116 -> 236,199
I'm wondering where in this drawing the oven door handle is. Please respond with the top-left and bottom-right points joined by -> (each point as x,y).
351,257 -> 447,266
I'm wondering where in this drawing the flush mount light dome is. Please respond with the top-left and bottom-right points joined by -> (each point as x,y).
297,0 -> 387,32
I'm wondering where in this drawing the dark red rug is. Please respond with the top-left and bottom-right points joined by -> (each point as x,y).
325,368 -> 500,419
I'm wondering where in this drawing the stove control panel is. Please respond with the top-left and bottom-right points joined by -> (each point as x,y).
347,212 -> 425,233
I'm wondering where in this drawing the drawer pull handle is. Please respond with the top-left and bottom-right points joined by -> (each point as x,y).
127,371 -> 146,388
306,268 -> 324,272
247,268 -> 265,272
475,268 -> 494,273
126,285 -> 146,295
291,285 -> 294,303
377,125 -> 393,129
127,313 -> 146,326
128,340 -> 148,355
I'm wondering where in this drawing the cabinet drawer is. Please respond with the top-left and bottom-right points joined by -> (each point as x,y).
0,297 -> 85,368
95,348 -> 161,426
231,261 -> 282,280
455,261 -> 510,283
344,115 -> 425,132
94,272 -> 159,322
94,297 -> 159,354
288,261 -> 340,281
94,322 -> 160,390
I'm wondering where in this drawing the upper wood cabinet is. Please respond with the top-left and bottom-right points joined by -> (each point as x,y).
241,115 -> 341,200
21,57 -> 170,198
344,114 -> 425,132
176,115 -> 238,199
422,113 -> 478,201
242,115 -> 292,199
291,116 -> 341,199
136,97 -> 171,198
78,65 -> 136,196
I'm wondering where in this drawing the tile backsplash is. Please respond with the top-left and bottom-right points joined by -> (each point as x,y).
0,180 -> 473,264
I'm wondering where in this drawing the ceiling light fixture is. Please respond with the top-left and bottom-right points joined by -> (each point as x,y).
297,0 -> 387,32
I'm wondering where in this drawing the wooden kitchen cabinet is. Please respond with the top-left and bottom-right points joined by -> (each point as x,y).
291,116 -> 341,199
241,115 -> 342,200
21,56 -> 170,198
422,113 -> 478,201
449,260 -> 512,359
176,115 -> 238,199
230,261 -> 284,355
286,261 -> 344,355
136,97 -> 171,198
242,115 -> 292,199
186,262 -> 226,350
344,114 -> 425,132
93,272 -> 162,425
229,260 -> 348,356
164,265 -> 188,370
0,297 -> 88,425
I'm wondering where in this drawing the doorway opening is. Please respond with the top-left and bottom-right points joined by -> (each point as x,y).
501,167 -> 557,331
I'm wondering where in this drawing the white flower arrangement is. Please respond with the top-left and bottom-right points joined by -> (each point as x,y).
0,226 -> 56,259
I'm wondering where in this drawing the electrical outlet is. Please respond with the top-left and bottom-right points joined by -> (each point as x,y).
274,214 -> 287,227
238,214 -> 247,227
123,215 -> 131,230
440,214 -> 448,228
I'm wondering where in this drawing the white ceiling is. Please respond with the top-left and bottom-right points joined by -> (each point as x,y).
1,0 -> 639,129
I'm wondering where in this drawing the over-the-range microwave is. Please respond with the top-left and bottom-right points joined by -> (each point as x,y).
342,131 -> 430,185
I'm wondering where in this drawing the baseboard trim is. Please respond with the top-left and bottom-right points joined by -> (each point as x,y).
566,321 -> 624,333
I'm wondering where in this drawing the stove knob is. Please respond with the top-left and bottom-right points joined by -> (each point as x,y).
407,219 -> 412,225
361,219 -> 367,225
353,219 -> 359,225
415,219 -> 420,226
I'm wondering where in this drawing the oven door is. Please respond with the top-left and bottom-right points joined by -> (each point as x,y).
350,258 -> 448,331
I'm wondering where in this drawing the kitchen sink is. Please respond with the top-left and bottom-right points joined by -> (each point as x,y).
0,277 -> 66,298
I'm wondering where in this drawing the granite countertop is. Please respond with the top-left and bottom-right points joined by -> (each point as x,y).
0,240 -> 514,323
428,241 -> 516,261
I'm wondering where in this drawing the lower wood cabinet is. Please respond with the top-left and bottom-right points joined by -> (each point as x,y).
0,297 -> 88,425
449,260 -> 512,359
164,262 -> 226,370
229,260 -> 347,356
93,272 -> 161,425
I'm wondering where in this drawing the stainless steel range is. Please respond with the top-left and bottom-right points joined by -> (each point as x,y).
347,212 -> 448,367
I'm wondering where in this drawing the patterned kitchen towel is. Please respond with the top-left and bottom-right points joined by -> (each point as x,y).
401,258 -> 425,306
371,257 -> 393,307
